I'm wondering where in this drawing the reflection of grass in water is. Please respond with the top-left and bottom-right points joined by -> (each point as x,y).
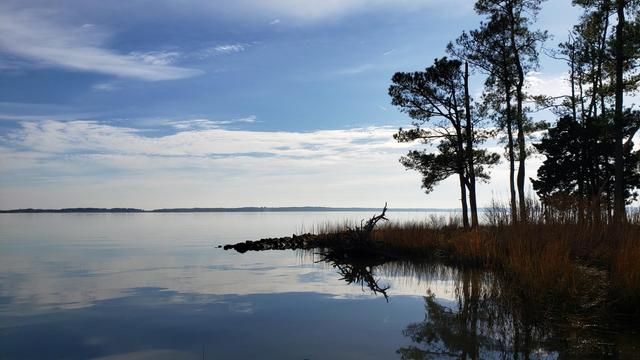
304,256 -> 630,358
308,205 -> 640,317
331,260 -> 630,358
295,230 -> 638,357
393,263 -> 629,359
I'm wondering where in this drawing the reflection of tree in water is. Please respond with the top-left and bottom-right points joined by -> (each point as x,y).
397,269 -> 537,359
395,267 -> 622,359
314,253 -> 630,358
317,249 -> 390,301
318,255 -> 552,358
318,257 -> 553,358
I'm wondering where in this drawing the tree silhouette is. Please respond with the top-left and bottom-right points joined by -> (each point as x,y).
613,0 -> 640,222
530,0 -> 640,223
532,114 -> 640,222
389,57 -> 498,228
449,0 -> 548,222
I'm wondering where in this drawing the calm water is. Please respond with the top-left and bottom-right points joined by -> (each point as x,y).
0,213 -> 638,359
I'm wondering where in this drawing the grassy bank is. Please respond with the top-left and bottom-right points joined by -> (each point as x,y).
223,205 -> 640,317
307,207 -> 640,317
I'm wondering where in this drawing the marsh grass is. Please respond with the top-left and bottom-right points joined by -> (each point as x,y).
313,203 -> 640,316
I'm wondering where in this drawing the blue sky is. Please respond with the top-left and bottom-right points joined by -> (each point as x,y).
0,0 -> 586,209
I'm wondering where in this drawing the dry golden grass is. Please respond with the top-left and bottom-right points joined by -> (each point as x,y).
316,206 -> 640,314
611,231 -> 640,314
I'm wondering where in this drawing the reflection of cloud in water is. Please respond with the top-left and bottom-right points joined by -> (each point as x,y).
1,289 -> 425,359
228,301 -> 254,314
0,213 -> 463,316
1,260 -> 461,315
297,271 -> 326,283
0,248 -> 461,315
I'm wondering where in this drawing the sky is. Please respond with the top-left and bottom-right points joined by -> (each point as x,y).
0,0 -> 592,209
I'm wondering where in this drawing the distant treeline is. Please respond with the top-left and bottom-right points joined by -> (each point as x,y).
0,207 -> 462,214
0,208 -> 146,213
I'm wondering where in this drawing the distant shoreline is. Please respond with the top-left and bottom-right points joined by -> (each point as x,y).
0,207 -> 463,214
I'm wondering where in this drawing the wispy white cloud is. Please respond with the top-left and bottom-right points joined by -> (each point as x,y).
0,118 -> 550,209
3,119 -> 404,158
525,71 -> 571,98
0,118 -> 428,208
92,82 -> 121,92
166,116 -> 257,130
205,0 -> 470,21
129,50 -> 182,66
382,49 -> 396,56
213,44 -> 246,54
0,113 -> 101,122
333,64 -> 376,75
0,102 -> 105,121
0,6 -> 201,81
192,43 -> 248,60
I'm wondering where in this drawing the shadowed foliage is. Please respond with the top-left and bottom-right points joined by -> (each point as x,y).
532,114 -> 640,223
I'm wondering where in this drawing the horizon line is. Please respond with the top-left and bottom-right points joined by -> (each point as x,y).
0,206 -> 466,214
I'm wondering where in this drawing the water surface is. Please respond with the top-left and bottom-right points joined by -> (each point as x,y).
1,213 -> 638,359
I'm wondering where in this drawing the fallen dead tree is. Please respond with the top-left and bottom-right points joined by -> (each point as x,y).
221,204 -> 393,300
348,202 -> 388,244
222,203 -> 389,253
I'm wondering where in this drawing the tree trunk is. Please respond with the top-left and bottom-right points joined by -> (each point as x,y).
607,190 -> 613,223
594,192 -> 603,224
578,71 -> 587,122
459,171 -> 470,229
613,0 -> 626,223
516,84 -> 527,223
570,37 -> 578,124
454,120 -> 470,229
506,87 -> 518,224
571,50 -> 587,223
451,79 -> 470,229
598,1 -> 610,118
506,0 -> 528,222
508,121 -> 518,225
464,62 -> 479,228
